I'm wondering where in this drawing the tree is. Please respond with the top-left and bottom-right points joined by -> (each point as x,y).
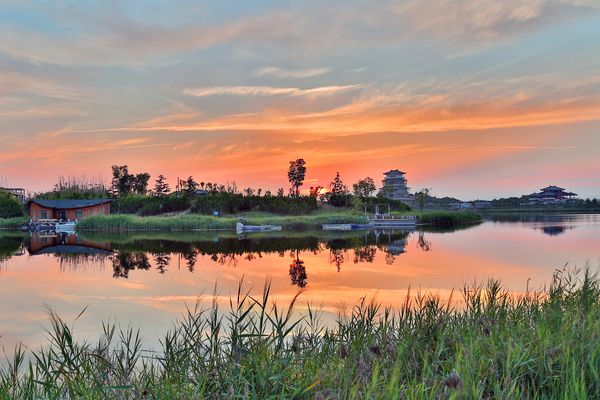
414,188 -> 431,211
309,186 -> 323,197
352,177 -> 376,198
184,176 -> 198,193
277,188 -> 285,197
111,165 -> 132,196
154,175 -> 170,197
244,187 -> 255,196
287,159 -> 307,197
132,173 -> 150,195
330,172 -> 347,196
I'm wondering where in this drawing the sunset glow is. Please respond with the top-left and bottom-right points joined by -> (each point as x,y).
0,1 -> 599,199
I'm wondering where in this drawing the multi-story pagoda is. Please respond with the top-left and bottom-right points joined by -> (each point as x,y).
527,185 -> 578,205
381,169 -> 414,206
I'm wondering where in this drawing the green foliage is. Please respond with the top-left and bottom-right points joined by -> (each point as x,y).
352,177 -> 376,198
111,194 -> 190,215
110,165 -> 150,196
2,269 -> 600,399
409,211 -> 481,226
287,158 -> 307,197
414,188 -> 431,211
153,174 -> 170,197
77,211 -> 367,232
190,192 -> 318,215
0,192 -> 23,217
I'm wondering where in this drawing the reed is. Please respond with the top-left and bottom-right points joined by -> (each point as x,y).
76,211 -> 369,232
1,268 -> 599,399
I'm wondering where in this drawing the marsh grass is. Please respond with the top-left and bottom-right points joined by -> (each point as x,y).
77,211 -> 369,232
0,217 -> 27,230
2,268 -> 599,399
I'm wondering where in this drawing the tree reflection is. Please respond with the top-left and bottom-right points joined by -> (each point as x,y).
182,249 -> 198,272
289,249 -> 307,288
329,249 -> 345,272
353,245 -> 377,263
417,231 -> 431,252
153,253 -> 171,274
112,252 -> 151,278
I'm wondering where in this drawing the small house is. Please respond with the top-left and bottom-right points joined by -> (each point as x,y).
28,199 -> 112,222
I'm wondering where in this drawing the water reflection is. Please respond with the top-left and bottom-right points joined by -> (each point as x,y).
484,213 -> 598,237
0,229 -> 452,288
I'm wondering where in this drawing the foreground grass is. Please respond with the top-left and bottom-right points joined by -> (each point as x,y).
0,216 -> 27,229
78,210 -> 479,232
77,211 -> 369,232
2,269 -> 600,399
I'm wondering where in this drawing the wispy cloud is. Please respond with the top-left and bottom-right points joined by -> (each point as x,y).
255,66 -> 330,79
182,85 -> 361,98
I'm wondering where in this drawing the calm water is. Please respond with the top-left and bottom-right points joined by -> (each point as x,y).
1,214 -> 599,350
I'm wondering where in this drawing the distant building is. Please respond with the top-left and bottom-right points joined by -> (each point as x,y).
473,201 -> 492,209
449,202 -> 474,210
527,186 -> 578,205
381,169 -> 414,207
28,199 -> 112,222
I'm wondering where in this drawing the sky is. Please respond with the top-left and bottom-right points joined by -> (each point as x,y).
0,0 -> 599,199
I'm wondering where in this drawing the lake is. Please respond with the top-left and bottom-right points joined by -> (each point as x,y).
1,213 -> 599,352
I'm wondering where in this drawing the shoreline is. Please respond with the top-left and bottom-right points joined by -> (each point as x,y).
74,211 -> 482,232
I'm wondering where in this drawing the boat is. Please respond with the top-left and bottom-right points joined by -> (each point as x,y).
368,215 -> 417,228
322,223 -> 372,231
55,221 -> 77,232
236,222 -> 283,234
368,204 -> 417,228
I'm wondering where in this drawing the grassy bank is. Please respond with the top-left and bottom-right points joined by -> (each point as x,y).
0,216 -> 27,229
77,211 -> 480,232
77,211 -> 369,232
1,269 -> 599,399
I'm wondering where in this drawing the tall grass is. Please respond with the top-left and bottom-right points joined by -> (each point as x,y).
77,212 -> 369,232
0,216 -> 27,229
2,268 -> 600,399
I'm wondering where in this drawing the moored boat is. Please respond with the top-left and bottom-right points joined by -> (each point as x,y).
236,222 -> 283,234
322,223 -> 372,231
55,221 -> 77,232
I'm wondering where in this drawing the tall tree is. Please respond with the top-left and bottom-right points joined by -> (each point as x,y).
154,175 -> 170,197
328,172 -> 348,207
132,173 -> 150,195
287,159 -> 307,197
330,172 -> 347,196
110,165 -> 132,196
184,176 -> 198,193
414,188 -> 431,211
352,177 -> 376,198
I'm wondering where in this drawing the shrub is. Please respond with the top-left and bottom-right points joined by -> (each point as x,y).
0,192 -> 23,218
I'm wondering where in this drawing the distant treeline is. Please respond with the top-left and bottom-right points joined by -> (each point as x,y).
31,163 -> 411,216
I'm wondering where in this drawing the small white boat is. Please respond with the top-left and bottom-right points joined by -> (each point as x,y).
322,224 -> 372,231
55,221 -> 77,232
236,222 -> 283,234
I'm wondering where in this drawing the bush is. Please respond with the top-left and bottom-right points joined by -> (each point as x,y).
190,193 -> 318,215
0,192 -> 23,218
111,194 -> 191,215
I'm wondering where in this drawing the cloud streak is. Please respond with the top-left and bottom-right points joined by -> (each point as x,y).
182,84 -> 361,98
255,66 -> 330,79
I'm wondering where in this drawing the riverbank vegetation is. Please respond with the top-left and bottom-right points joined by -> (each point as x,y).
0,191 -> 24,218
77,211 -> 371,232
76,210 -> 480,232
1,268 -> 599,399
0,216 -> 27,229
